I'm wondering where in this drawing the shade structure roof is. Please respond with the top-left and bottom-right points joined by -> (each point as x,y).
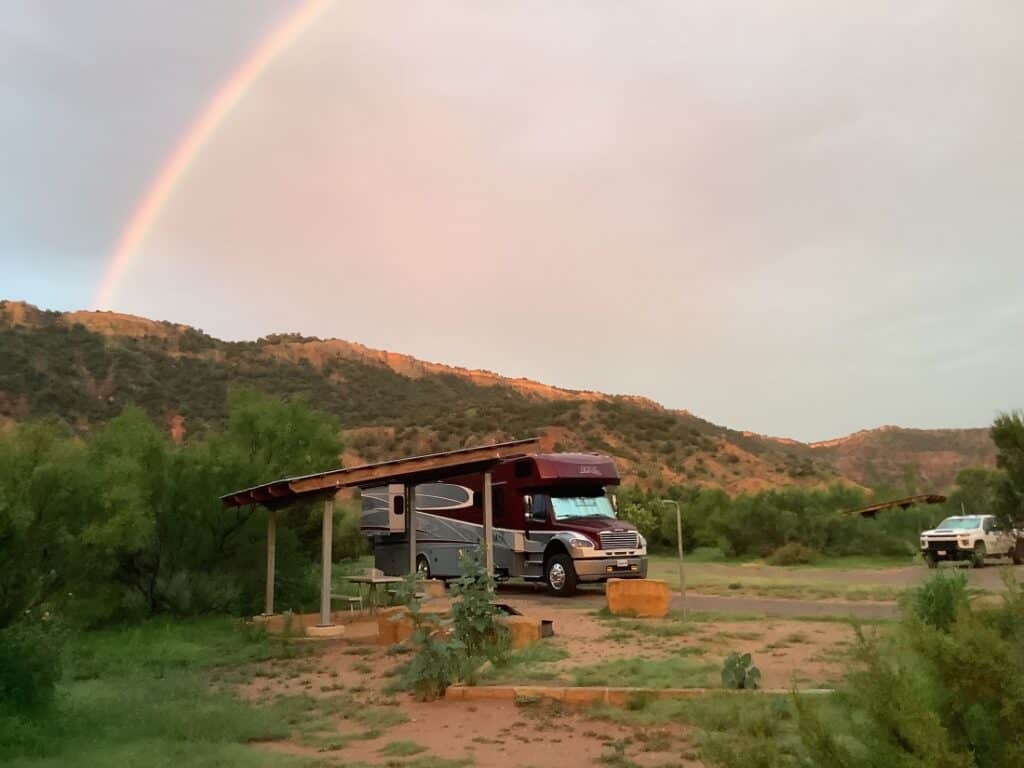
221,438 -> 541,508
844,493 -> 947,518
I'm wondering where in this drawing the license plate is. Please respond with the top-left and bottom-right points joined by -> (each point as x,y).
938,550 -> 946,556
617,559 -> 628,567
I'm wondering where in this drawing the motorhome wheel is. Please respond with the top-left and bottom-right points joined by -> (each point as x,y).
545,553 -> 577,596
416,555 -> 431,579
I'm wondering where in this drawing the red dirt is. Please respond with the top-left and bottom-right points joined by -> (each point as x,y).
228,599 -> 859,766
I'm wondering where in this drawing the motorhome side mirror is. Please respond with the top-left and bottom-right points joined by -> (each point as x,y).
611,494 -> 618,512
524,495 -> 533,515
393,496 -> 405,516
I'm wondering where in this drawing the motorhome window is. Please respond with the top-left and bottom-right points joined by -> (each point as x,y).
530,494 -> 549,522
514,460 -> 532,478
936,517 -> 979,530
551,496 -> 615,521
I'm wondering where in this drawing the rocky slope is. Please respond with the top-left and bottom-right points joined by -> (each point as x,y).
0,300 -> 996,491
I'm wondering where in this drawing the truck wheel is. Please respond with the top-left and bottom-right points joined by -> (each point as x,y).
416,554 -> 431,580
1013,547 -> 1023,566
545,554 -> 578,597
971,542 -> 987,568
924,554 -> 937,569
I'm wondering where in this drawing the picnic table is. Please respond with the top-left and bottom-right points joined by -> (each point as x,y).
342,574 -> 405,613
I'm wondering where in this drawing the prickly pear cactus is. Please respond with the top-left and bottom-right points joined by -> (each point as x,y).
721,652 -> 762,690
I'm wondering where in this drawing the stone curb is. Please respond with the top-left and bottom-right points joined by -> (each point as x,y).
444,685 -> 832,706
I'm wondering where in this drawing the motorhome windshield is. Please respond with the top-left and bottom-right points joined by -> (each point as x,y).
551,496 -> 615,521
936,517 -> 981,530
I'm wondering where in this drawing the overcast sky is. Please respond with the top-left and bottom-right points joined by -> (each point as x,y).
3,1 -> 1023,441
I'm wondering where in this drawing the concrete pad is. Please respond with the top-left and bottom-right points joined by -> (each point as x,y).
606,578 -> 671,618
305,624 -> 346,639
254,610 -> 366,635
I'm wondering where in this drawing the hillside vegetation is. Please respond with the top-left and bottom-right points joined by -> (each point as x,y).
0,300 -> 994,491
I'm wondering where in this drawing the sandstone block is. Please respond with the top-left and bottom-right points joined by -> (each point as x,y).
606,578 -> 670,618
496,614 -> 542,649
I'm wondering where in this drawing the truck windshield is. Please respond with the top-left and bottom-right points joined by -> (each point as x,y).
551,496 -> 615,521
936,517 -> 981,530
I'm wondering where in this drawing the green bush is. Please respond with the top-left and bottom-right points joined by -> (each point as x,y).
395,551 -> 512,698
450,550 -> 509,666
798,576 -> 1024,767
766,542 -> 821,566
391,573 -> 466,701
908,570 -> 970,632
0,618 -> 64,712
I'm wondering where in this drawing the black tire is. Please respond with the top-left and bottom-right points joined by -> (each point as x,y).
415,554 -> 431,580
971,541 -> 987,568
1013,549 -> 1023,566
924,554 -> 938,569
544,553 -> 578,597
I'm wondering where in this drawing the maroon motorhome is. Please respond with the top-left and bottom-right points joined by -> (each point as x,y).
361,452 -> 648,595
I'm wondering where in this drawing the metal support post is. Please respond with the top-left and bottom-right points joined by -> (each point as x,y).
407,485 -> 418,577
319,497 -> 334,626
483,471 -> 494,576
264,509 -> 276,615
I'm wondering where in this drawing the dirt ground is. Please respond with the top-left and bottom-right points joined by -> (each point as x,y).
491,596 -> 854,690
226,599 -> 857,767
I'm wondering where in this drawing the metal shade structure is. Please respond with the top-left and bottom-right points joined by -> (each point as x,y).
844,493 -> 948,519
221,438 -> 541,629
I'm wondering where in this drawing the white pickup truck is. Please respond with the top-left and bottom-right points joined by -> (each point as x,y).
920,515 -> 1023,568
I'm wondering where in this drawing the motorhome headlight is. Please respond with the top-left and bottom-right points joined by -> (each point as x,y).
638,534 -> 647,550
567,535 -> 594,549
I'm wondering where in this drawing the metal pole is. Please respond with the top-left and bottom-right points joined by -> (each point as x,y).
407,485 -> 417,577
264,508 -> 276,616
319,497 -> 334,626
661,499 -> 686,619
483,471 -> 494,576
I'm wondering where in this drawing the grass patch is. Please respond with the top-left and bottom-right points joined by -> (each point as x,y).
479,642 -> 570,684
589,691 -> 837,766
0,618 -> 313,768
598,616 -> 694,639
400,758 -> 473,768
571,652 -> 715,689
687,577 -> 904,602
379,740 -> 427,757
648,552 -> 913,571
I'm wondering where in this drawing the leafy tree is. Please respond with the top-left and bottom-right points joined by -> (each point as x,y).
0,421 -> 96,628
991,410 -> 1024,527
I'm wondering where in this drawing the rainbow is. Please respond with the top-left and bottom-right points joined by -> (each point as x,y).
92,0 -> 332,309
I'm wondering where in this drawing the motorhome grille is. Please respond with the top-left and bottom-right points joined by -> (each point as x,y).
600,531 -> 638,550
